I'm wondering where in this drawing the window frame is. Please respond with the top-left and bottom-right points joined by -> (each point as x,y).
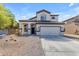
40,15 -> 46,21
52,16 -> 55,19
24,24 -> 28,32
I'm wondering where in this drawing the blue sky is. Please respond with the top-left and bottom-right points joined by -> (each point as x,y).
3,3 -> 79,21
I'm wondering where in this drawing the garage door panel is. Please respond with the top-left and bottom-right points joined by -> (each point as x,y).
40,27 -> 60,35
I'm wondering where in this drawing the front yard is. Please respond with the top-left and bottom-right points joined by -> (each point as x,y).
1,34 -> 79,56
0,35 -> 44,56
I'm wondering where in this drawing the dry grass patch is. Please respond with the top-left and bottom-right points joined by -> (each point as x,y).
0,35 -> 44,56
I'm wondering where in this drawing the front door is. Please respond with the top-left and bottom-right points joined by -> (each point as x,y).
31,24 -> 36,35
31,27 -> 35,34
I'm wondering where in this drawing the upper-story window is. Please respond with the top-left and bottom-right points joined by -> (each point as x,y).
52,16 -> 55,19
41,15 -> 46,21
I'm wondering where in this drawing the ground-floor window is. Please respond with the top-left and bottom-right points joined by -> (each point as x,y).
24,24 -> 28,32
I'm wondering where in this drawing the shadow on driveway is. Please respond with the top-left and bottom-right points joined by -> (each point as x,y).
40,35 -> 73,42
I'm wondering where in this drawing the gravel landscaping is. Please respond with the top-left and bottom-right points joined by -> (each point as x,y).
0,35 -> 44,56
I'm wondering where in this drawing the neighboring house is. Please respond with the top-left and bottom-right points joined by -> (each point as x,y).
64,15 -> 79,35
19,9 -> 64,36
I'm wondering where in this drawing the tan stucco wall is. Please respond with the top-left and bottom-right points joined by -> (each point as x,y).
64,15 -> 79,34
19,22 -> 36,35
64,22 -> 77,34
36,11 -> 58,21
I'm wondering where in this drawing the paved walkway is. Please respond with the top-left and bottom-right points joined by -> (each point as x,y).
40,36 -> 79,56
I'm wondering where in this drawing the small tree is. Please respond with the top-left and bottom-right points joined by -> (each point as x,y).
0,4 -> 18,30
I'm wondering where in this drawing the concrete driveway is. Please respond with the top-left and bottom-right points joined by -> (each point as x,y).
40,36 -> 79,56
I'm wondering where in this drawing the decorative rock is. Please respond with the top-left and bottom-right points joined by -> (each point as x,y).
14,40 -> 16,42
10,37 -> 14,41
5,40 -> 8,42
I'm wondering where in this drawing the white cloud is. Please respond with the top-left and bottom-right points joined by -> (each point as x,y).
21,6 -> 79,21
16,6 -> 35,20
21,12 -> 35,20
59,14 -> 73,22
58,6 -> 79,22
17,5 -> 79,22
26,13 -> 35,18
69,3 -> 74,7
21,16 -> 27,20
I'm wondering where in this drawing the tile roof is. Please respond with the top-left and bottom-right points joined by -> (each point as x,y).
36,9 -> 51,14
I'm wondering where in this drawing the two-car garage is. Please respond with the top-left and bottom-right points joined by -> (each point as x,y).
36,22 -> 64,36
40,26 -> 61,35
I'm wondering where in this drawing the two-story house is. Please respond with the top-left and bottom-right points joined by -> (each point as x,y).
19,9 -> 64,36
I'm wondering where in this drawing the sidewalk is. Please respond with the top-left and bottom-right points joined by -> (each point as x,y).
64,34 -> 79,39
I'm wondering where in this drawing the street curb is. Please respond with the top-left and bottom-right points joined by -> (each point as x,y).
64,35 -> 79,39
